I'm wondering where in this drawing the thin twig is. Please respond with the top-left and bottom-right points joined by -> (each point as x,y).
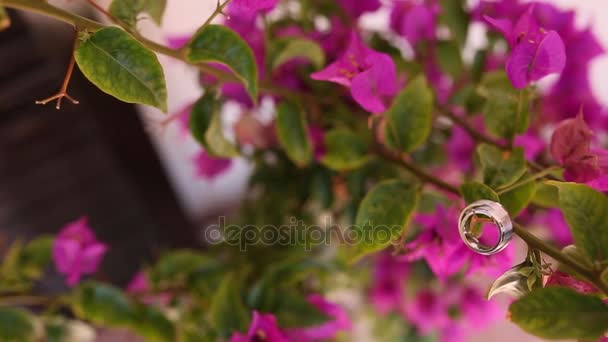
35,37 -> 80,109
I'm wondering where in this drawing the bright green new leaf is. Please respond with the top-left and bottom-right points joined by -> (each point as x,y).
131,305 -> 176,342
0,307 -> 35,342
548,181 -> 608,262
187,25 -> 258,101
72,282 -> 135,327
509,287 -> 608,340
499,174 -> 537,217
109,0 -> 167,27
0,7 -> 10,31
276,101 -> 312,166
189,92 -> 239,157
384,76 -> 433,153
435,40 -> 464,78
210,274 -> 249,338
477,144 -> 526,189
75,27 -> 168,112
272,38 -> 326,70
320,129 -> 369,171
352,180 -> 419,261
460,181 -> 499,204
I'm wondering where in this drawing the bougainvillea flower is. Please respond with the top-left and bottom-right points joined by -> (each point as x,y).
390,1 -> 439,46
52,217 -> 108,286
286,294 -> 352,341
193,150 -> 232,180
166,35 -> 191,50
550,111 -> 608,191
514,133 -> 545,161
534,208 -> 572,247
545,271 -> 597,294
229,0 -> 279,16
485,5 -> 566,89
311,32 -> 398,114
230,311 -> 288,342
369,252 -> 410,314
337,0 -> 381,19
401,205 -> 513,281
308,125 -> 326,161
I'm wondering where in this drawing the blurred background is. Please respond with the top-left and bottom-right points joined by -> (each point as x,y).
2,0 -> 606,340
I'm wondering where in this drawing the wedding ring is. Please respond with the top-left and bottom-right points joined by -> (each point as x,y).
458,200 -> 513,255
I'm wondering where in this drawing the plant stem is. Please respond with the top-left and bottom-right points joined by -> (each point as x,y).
497,166 -> 562,195
438,106 -> 507,149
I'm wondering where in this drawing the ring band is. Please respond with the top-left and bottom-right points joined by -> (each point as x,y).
458,200 -> 513,255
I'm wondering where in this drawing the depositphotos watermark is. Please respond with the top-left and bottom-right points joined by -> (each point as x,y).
202,216 -> 402,251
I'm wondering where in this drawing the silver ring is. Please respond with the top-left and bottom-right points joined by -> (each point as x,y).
458,200 -> 513,255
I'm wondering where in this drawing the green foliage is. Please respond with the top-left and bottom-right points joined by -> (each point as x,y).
187,24 -> 258,101
460,181 -> 499,204
439,0 -> 469,47
479,71 -> 529,139
75,27 -> 168,112
351,180 -> 420,261
131,305 -> 176,342
435,40 -> 464,78
272,37 -> 326,70
209,274 -> 250,338
72,282 -> 136,327
149,249 -> 211,289
477,144 -> 526,189
189,92 -> 239,157
0,236 -> 53,293
509,287 -> 608,340
320,129 -> 370,171
276,101 -> 313,167
0,307 -> 35,342
548,182 -> 608,263
532,182 -> 560,208
109,0 -> 166,27
384,76 -> 434,153
499,174 -> 537,217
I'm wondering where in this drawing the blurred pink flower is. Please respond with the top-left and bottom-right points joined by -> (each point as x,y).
369,252 -> 410,314
52,217 -> 107,286
193,151 -> 232,180
286,294 -> 352,341
390,1 -> 440,46
231,311 -> 288,342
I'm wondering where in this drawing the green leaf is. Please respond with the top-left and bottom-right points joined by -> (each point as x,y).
189,92 -> 239,157
384,76 -> 433,153
439,0 -> 469,47
149,250 -> 210,288
0,307 -> 34,342
109,0 -> 167,27
352,180 -> 419,261
477,144 -> 526,189
435,40 -> 464,78
72,282 -> 135,327
499,174 -> 537,217
548,182 -> 608,262
75,27 -> 167,112
209,274 -> 249,338
131,305 -> 176,342
276,101 -> 312,166
20,236 -> 53,279
274,292 -> 329,328
480,71 -> 529,139
531,182 -> 560,208
0,7 -> 9,31
460,181 -> 499,204
320,129 -> 369,171
272,38 -> 325,70
509,287 -> 608,340
187,25 -> 258,101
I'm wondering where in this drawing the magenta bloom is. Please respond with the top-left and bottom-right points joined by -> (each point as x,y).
286,295 -> 352,341
545,271 -> 597,294
193,151 -> 232,180
52,217 -> 108,286
401,205 -> 513,281
230,311 -> 288,342
485,5 -> 566,89
390,1 -> 439,46
126,271 -> 149,293
337,0 -> 381,19
534,208 -> 572,246
229,0 -> 279,16
369,252 -> 410,314
514,133 -> 545,161
549,112 -> 608,191
311,31 -> 398,114
308,125 -> 326,161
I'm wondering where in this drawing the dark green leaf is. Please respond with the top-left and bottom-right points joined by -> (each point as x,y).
149,249 -> 210,288
276,101 -> 312,166
274,292 -> 329,328
187,24 -> 258,101
0,307 -> 34,342
19,236 -> 53,279
273,38 -> 325,70
131,305 -> 176,342
509,287 -> 608,340
499,174 -> 537,217
531,182 -> 560,208
477,144 -> 526,189
209,274 -> 249,338
189,92 -> 239,157
460,181 -> 499,204
75,27 -> 167,112
480,72 -> 529,139
352,180 -> 419,261
72,282 -> 135,327
548,182 -> 608,262
384,76 -> 433,153
439,0 -> 469,46
109,0 -> 166,27
320,129 -> 369,171
435,40 -> 463,78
